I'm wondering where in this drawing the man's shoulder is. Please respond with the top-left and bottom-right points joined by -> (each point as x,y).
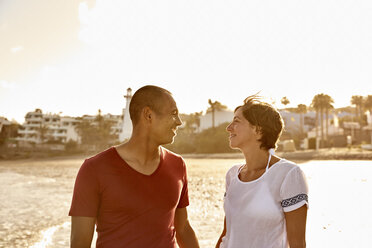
161,147 -> 184,162
161,146 -> 183,159
84,147 -> 116,165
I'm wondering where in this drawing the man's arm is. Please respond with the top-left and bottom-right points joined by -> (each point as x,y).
284,205 -> 308,248
174,207 -> 199,248
70,216 -> 96,248
215,216 -> 226,248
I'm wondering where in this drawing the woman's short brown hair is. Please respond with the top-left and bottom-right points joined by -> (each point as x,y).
235,95 -> 284,150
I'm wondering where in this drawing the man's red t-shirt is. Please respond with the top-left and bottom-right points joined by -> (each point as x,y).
69,147 -> 189,248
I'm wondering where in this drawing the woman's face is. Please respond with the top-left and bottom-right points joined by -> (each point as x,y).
226,108 -> 261,149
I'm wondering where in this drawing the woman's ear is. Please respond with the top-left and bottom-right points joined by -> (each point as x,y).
254,126 -> 263,139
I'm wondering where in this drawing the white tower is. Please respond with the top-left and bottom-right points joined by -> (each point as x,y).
119,88 -> 133,142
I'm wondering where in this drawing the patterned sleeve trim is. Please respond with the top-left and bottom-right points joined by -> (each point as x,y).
281,193 -> 308,208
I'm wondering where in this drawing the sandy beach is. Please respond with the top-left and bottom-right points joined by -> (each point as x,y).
0,149 -> 372,247
0,156 -> 238,247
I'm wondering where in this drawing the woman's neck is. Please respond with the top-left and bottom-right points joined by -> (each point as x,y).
241,146 -> 270,172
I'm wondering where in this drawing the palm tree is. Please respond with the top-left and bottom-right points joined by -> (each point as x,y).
95,109 -> 116,149
207,99 -> 227,128
312,94 -> 322,147
183,111 -> 202,134
296,104 -> 307,137
351,95 -> 364,124
312,94 -> 334,147
364,95 -> 372,116
77,110 -> 116,151
281,97 -> 290,107
323,95 -> 334,143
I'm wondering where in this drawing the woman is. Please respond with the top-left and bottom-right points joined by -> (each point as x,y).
216,96 -> 309,248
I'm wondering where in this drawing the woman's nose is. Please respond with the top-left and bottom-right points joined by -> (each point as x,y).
226,122 -> 232,132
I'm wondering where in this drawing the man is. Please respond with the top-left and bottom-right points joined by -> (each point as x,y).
69,85 -> 199,248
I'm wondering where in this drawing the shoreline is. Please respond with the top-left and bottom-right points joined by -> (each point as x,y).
1,148 -> 372,162
182,148 -> 372,160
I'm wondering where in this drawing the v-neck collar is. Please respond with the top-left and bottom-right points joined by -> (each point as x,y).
112,146 -> 164,177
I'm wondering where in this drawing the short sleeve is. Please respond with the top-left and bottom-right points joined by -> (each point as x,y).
280,166 -> 309,212
177,158 -> 189,208
69,159 -> 101,217
224,167 -> 232,193
225,169 -> 231,192
224,165 -> 239,197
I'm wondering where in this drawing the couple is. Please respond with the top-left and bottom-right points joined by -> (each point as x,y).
69,85 -> 308,248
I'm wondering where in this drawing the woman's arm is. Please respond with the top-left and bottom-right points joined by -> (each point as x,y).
284,205 -> 307,248
215,216 -> 226,248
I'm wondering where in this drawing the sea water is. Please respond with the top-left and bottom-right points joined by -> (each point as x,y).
0,158 -> 371,248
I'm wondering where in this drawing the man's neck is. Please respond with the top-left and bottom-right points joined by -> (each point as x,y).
128,137 -> 160,158
116,134 -> 161,166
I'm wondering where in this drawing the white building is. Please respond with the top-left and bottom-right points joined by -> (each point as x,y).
199,109 -> 234,131
280,110 -> 316,133
102,113 -> 123,139
307,114 -> 344,138
119,88 -> 133,142
60,117 -> 80,143
17,109 -> 80,145
0,117 -> 11,133
17,109 -> 43,144
362,111 -> 372,147
81,113 -> 123,140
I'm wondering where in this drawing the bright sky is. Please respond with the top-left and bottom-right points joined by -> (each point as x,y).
1,0 -> 371,124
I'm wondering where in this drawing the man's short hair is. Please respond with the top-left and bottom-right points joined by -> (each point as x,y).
235,95 -> 284,150
129,85 -> 172,125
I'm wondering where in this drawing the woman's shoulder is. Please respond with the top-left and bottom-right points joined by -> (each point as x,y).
272,158 -> 303,175
225,164 -> 243,186
226,164 -> 243,176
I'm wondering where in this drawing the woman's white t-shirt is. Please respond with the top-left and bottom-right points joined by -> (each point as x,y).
220,159 -> 309,248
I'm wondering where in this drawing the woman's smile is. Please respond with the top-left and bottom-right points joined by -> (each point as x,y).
229,134 -> 237,139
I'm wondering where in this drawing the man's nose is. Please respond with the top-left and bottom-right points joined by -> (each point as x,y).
176,115 -> 182,126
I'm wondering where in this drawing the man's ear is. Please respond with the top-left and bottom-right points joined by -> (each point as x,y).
143,107 -> 153,123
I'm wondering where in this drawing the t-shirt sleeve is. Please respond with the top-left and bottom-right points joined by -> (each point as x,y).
224,165 -> 237,197
280,166 -> 309,212
177,158 -> 189,208
225,168 -> 232,192
69,159 -> 101,217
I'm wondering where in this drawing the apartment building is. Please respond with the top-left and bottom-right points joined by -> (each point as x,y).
81,113 -> 123,140
0,117 -> 11,133
17,109 -> 80,145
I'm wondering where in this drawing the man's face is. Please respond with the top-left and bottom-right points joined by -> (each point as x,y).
151,94 -> 182,145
